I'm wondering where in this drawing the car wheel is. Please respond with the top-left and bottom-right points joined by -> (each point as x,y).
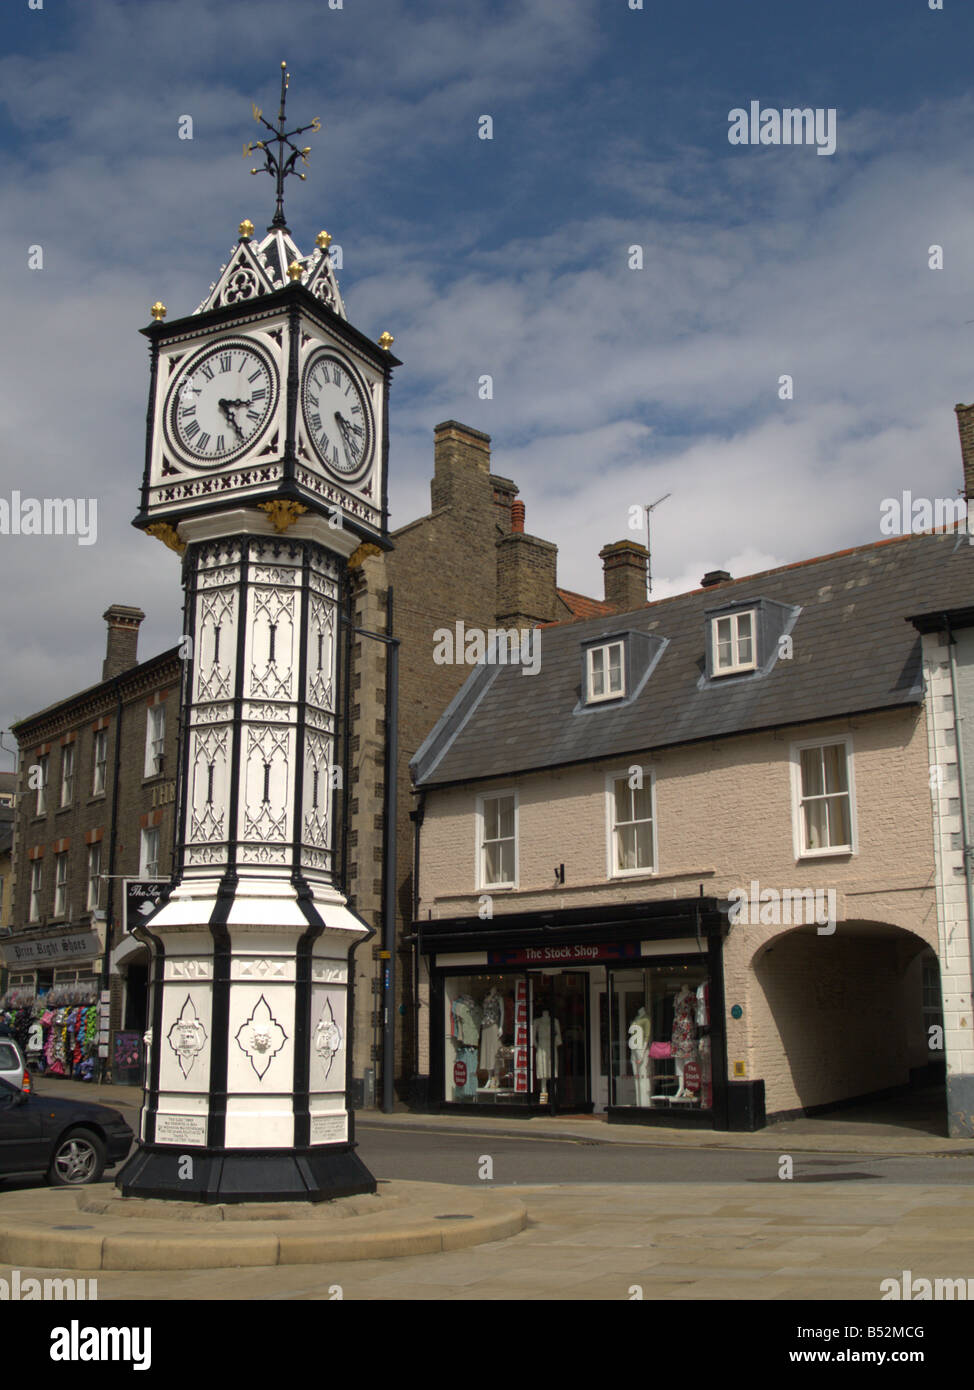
47,1128 -> 106,1187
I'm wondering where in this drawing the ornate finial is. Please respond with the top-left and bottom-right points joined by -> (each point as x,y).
146,522 -> 186,555
258,499 -> 307,533
150,301 -> 167,321
378,332 -> 394,350
245,62 -> 322,232
315,230 -> 332,250
287,260 -> 303,283
238,219 -> 254,240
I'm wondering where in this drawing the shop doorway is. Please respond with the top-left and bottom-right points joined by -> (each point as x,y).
528,970 -> 590,1110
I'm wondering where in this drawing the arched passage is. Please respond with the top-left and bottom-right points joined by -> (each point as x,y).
749,920 -> 945,1132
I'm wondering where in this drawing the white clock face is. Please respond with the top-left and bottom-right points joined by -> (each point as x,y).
166,340 -> 277,467
301,350 -> 374,479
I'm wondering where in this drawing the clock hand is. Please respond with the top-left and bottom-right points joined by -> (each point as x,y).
218,399 -> 246,442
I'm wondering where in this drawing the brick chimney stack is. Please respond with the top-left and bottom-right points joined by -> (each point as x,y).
956,404 -> 974,504
599,540 -> 649,613
102,604 -> 145,681
496,501 -> 558,628
430,420 -> 492,511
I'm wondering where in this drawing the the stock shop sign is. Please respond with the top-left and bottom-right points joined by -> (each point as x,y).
124,880 -> 171,935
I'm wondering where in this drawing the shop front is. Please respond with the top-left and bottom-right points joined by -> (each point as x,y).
418,898 -> 729,1128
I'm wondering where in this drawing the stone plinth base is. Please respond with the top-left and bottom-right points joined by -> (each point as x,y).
115,1142 -> 375,1204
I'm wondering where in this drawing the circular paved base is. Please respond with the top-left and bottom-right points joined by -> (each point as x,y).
0,1180 -> 527,1270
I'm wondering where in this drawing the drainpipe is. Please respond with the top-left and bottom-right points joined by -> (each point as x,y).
943,617 -> 974,1009
381,589 -> 398,1114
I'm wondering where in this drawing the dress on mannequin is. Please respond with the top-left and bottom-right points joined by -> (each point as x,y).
479,988 -> 503,1084
628,1008 -> 651,1107
532,1012 -> 561,1082
670,984 -> 698,1099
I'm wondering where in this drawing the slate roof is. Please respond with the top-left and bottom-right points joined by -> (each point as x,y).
412,529 -> 974,788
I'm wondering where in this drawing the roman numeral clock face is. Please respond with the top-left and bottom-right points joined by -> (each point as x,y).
301,350 -> 374,480
165,340 -> 278,466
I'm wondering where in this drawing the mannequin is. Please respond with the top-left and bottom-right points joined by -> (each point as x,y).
532,1010 -> 562,1103
670,983 -> 698,1098
480,987 -> 503,1087
627,1007 -> 651,1107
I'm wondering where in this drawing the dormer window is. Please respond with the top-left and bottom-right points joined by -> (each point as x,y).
586,642 -> 625,702
711,610 -> 756,675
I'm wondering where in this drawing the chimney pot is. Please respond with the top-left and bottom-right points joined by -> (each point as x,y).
511,499 -> 525,533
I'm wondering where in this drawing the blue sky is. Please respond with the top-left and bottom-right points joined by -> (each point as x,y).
1,0 -> 973,740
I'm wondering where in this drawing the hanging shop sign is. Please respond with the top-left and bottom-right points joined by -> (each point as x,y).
2,931 -> 100,967
123,879 -> 172,935
487,941 -> 641,967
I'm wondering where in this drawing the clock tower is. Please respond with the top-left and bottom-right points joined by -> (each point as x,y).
118,65 -> 399,1203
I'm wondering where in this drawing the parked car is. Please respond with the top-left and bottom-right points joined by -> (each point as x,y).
0,1076 -> 133,1186
0,1036 -> 30,1094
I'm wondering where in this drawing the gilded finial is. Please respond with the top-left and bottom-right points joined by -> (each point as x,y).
150,302 -> 167,321
238,219 -> 254,240
315,230 -> 332,249
287,261 -> 303,283
378,332 -> 394,350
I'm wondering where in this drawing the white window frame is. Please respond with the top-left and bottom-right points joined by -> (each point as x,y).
86,843 -> 102,913
605,769 -> 658,877
140,826 -> 161,879
28,861 -> 42,922
145,704 -> 166,779
35,753 -> 49,816
53,851 -> 69,918
59,744 -> 75,808
790,735 -> 857,859
711,610 -> 757,676
92,728 -> 108,796
475,789 -> 518,890
586,642 -> 626,703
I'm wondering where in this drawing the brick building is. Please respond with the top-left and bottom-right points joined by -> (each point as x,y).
2,607 -> 180,1067
408,528 -> 970,1130
347,420 -> 644,1102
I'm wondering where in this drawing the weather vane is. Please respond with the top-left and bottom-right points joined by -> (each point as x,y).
244,61 -> 321,231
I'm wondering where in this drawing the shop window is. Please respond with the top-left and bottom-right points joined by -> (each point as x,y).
445,975 -> 528,1103
140,826 -> 161,879
609,964 -> 712,1110
145,704 -> 166,778
477,792 -> 516,888
53,852 -> 69,918
92,729 -> 108,796
59,744 -> 75,808
86,843 -> 102,913
607,772 -> 656,875
792,737 -> 855,856
29,861 -> 42,922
